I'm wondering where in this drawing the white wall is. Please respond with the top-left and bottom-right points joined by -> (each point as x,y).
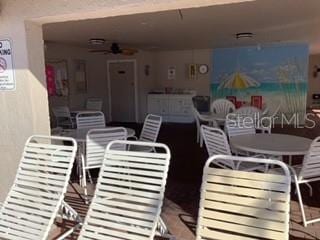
46,43 -> 156,122
154,49 -> 212,95
45,43 -> 109,120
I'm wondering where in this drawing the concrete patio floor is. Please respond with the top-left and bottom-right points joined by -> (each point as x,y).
52,116 -> 320,239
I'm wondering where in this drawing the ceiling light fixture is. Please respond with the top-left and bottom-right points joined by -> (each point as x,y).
88,38 -> 106,45
236,32 -> 253,39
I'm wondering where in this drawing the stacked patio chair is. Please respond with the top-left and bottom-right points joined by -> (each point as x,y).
0,135 -> 81,240
78,140 -> 174,240
196,154 -> 291,240
290,136 -> 320,226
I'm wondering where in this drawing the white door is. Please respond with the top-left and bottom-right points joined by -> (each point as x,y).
108,61 -> 136,122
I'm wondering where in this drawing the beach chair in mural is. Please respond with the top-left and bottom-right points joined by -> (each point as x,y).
78,140 -> 174,240
196,154 -> 291,240
0,135 -> 81,240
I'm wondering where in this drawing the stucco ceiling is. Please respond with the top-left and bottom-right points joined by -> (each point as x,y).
43,0 -> 320,53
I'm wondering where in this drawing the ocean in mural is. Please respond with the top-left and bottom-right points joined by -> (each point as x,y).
212,43 -> 309,120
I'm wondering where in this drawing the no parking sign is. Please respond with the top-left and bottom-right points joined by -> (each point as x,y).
0,39 -> 15,91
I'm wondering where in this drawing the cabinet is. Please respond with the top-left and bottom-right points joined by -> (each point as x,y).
147,94 -> 195,123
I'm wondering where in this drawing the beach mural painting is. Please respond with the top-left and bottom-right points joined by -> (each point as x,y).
212,43 -> 309,122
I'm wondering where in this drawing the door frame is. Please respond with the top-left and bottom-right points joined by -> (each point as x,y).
107,59 -> 138,123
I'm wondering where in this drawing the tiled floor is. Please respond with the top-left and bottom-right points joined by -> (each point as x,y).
52,117 -> 320,239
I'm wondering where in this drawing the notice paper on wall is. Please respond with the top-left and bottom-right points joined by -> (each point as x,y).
0,39 -> 15,91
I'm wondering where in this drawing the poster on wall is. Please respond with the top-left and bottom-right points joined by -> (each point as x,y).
0,39 -> 15,91
211,43 -> 309,121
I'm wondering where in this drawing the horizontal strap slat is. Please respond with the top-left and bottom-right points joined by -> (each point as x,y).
200,218 -> 286,240
205,191 -> 288,211
203,200 -> 287,222
202,210 -> 286,232
208,168 -> 287,183
205,183 -> 288,201
207,175 -> 288,192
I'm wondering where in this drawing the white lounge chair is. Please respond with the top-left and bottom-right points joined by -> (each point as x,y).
290,136 -> 320,226
130,114 -> 162,152
201,125 -> 266,171
196,154 -> 291,240
0,135 -> 80,240
80,127 -> 127,200
86,98 -> 103,111
78,140 -> 173,240
76,111 -> 106,129
192,106 -> 218,147
52,106 -> 76,129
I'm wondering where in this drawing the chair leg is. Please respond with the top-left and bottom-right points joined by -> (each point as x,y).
294,178 -> 308,227
87,169 -> 93,184
81,155 -> 89,204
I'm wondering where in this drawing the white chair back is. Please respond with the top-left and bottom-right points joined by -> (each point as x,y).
78,140 -> 171,240
86,127 -> 127,169
0,135 -> 77,240
201,125 -> 234,169
52,106 -> 71,118
299,136 -> 320,181
140,114 -> 162,142
225,113 -> 256,137
235,106 -> 262,117
196,155 -> 291,240
210,99 -> 235,115
86,98 -> 103,111
76,111 -> 105,129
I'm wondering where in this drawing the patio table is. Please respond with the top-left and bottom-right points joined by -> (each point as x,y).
230,133 -> 312,157
200,112 -> 227,124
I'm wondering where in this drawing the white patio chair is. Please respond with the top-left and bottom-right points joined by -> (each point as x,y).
0,135 -> 80,240
196,154 -> 291,240
201,125 -> 266,171
235,105 -> 262,116
78,140 -> 174,240
76,111 -> 105,129
192,106 -> 218,147
225,113 -> 256,138
130,114 -> 162,152
52,106 -> 75,129
210,98 -> 235,115
86,98 -> 103,111
80,127 -> 127,199
290,136 -> 320,226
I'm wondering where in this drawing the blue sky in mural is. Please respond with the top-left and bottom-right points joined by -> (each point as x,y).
212,43 -> 309,83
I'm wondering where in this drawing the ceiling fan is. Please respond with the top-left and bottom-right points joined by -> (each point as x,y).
89,42 -> 138,55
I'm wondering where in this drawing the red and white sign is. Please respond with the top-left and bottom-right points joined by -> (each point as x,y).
0,39 -> 15,90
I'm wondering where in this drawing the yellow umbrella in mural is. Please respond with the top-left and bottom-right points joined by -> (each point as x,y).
218,72 -> 260,89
